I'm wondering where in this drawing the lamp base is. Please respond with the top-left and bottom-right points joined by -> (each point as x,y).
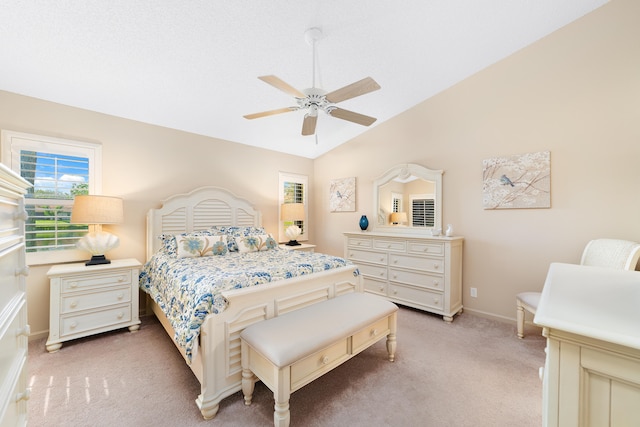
285,240 -> 301,246
85,255 -> 111,266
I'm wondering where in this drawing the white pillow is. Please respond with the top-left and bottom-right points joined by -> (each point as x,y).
235,234 -> 277,253
176,235 -> 228,258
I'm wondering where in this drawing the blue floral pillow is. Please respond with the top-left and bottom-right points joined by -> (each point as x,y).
212,226 -> 267,251
176,234 -> 228,258
158,230 -> 219,256
235,234 -> 278,253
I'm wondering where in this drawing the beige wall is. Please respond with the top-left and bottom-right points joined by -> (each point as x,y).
0,92 -> 313,338
1,0 -> 637,338
313,0 -> 640,320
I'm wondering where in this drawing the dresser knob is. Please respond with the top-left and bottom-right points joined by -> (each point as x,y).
379,272 -> 384,276
433,280 -> 440,287
70,321 -> 77,329
118,275 -> 125,282
15,324 -> 30,337
380,257 -> 384,262
70,301 -> 78,308
13,210 -> 29,221
321,355 -> 329,365
393,259 -> 398,264
393,274 -> 397,279
14,266 -> 30,276
70,282 -> 78,288
433,264 -> 439,269
379,286 -> 384,292
16,389 -> 30,402
117,293 -> 124,300
392,288 -> 398,295
117,312 -> 124,319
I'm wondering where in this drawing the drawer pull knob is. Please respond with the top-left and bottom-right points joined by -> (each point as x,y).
16,389 -> 30,402
393,289 -> 398,295
321,355 -> 330,365
380,257 -> 384,262
70,301 -> 78,308
370,329 -> 379,337
70,282 -> 78,288
433,264 -> 439,269
379,272 -> 384,276
117,293 -> 124,300
379,286 -> 384,291
433,280 -> 439,287
393,259 -> 398,264
16,324 -> 30,337
70,321 -> 77,329
118,275 -> 125,282
13,210 -> 29,221
117,312 -> 124,319
15,266 -> 30,276
393,274 -> 397,279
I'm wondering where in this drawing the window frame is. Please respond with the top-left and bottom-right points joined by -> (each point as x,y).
1,130 -> 102,265
278,172 -> 308,244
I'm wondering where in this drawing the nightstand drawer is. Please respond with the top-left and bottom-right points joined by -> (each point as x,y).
61,270 -> 132,292
61,286 -> 131,314
61,304 -> 132,337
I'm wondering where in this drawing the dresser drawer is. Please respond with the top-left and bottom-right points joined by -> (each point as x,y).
0,245 -> 24,315
0,301 -> 28,390
291,338 -> 349,390
373,239 -> 406,252
363,278 -> 387,296
346,248 -> 388,266
389,283 -> 443,311
407,241 -> 444,256
347,236 -> 373,248
60,304 -> 132,337
352,316 -> 391,354
61,286 -> 131,314
357,263 -> 387,280
390,253 -> 444,274
389,267 -> 442,291
61,270 -> 132,292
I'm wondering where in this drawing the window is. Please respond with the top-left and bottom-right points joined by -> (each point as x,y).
1,131 -> 102,265
278,172 -> 308,243
411,194 -> 435,227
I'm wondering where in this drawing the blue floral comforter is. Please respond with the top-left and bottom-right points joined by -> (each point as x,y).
139,248 -> 353,362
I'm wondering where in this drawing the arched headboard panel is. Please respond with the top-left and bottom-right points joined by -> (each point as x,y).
146,186 -> 262,259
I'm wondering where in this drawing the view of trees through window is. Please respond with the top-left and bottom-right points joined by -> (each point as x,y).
20,151 -> 89,252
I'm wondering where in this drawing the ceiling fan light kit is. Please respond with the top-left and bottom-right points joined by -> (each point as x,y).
243,27 -> 381,137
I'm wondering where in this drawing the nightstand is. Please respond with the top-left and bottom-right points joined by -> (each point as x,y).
279,243 -> 316,253
46,258 -> 142,352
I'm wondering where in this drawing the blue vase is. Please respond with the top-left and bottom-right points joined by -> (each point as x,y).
359,215 -> 369,231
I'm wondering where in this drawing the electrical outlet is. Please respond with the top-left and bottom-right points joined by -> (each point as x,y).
470,287 -> 478,298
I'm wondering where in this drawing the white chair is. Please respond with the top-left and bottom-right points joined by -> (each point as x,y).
516,238 -> 640,338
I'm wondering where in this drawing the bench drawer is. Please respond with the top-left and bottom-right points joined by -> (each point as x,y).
352,316 -> 391,354
291,338 -> 350,391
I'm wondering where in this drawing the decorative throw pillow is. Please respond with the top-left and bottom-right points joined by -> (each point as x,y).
219,226 -> 268,251
235,234 -> 277,253
158,230 -> 217,256
176,234 -> 228,258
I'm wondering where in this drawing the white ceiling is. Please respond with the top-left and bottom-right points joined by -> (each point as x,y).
0,1 -> 608,159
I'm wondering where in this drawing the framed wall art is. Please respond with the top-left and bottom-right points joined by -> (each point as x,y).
482,151 -> 550,209
329,177 -> 356,212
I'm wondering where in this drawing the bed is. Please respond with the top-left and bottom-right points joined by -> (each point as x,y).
141,186 -> 362,419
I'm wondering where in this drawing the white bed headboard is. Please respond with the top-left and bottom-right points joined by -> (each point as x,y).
146,186 -> 262,260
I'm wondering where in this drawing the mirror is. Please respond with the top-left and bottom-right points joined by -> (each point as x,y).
373,163 -> 443,235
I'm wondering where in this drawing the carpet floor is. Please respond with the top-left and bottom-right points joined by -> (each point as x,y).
27,306 -> 545,426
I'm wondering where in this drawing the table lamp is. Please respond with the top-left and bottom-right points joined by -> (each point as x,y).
390,212 -> 408,225
71,195 -> 124,265
280,203 -> 304,246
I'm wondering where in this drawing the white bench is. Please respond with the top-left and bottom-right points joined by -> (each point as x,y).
240,292 -> 398,427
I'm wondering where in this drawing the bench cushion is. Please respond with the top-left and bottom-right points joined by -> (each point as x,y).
240,292 -> 397,367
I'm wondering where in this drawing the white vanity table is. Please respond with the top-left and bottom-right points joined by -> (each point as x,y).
534,263 -> 640,427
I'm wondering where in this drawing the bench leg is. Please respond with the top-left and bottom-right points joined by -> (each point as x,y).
241,339 -> 256,405
386,312 -> 398,362
274,367 -> 291,427
274,399 -> 290,427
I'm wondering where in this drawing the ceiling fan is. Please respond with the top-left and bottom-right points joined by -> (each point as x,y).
243,27 -> 381,137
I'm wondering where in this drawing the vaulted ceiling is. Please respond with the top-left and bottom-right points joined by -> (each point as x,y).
0,1 -> 608,158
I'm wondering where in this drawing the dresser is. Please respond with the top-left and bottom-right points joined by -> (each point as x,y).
535,263 -> 640,426
344,232 -> 463,321
0,164 -> 31,427
46,258 -> 141,352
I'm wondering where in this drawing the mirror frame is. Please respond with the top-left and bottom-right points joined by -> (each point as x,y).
372,163 -> 443,235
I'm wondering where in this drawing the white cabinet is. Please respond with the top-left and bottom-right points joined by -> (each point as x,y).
0,164 -> 31,427
46,258 -> 142,352
344,232 -> 463,321
279,243 -> 316,253
535,263 -> 640,426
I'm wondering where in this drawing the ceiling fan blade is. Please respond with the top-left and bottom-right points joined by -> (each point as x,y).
325,77 -> 381,104
328,107 -> 377,126
243,107 -> 297,120
258,75 -> 306,98
301,114 -> 318,136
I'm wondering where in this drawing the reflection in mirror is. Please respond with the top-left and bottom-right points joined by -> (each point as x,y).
373,163 -> 443,235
